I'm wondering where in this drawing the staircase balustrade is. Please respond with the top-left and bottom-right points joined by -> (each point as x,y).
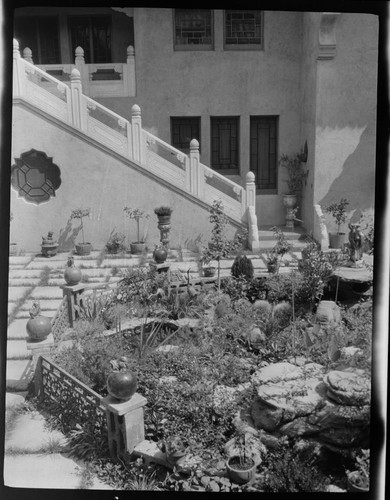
12,39 -> 259,248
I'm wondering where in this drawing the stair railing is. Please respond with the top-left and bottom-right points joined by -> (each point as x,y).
13,39 -> 259,247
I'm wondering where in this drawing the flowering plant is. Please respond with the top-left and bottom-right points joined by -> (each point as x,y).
70,208 -> 91,244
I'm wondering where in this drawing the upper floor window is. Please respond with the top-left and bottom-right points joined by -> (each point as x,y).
224,10 -> 263,50
69,16 -> 112,63
14,16 -> 60,64
211,117 -> 239,174
174,9 -> 213,50
171,117 -> 200,154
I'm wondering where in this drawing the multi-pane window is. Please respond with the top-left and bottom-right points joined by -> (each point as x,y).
224,10 -> 263,49
171,117 -> 201,154
211,117 -> 239,173
250,116 -> 278,192
174,9 -> 213,50
69,16 -> 112,63
14,16 -> 60,64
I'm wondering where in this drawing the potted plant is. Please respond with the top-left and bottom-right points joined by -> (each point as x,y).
123,207 -> 150,254
226,424 -> 257,485
279,151 -> 307,209
70,208 -> 92,256
201,200 -> 247,289
154,206 -> 173,224
265,250 -> 279,273
105,229 -> 126,254
9,212 -> 18,256
41,230 -> 58,257
157,436 -> 187,466
324,198 -> 350,249
347,449 -> 370,492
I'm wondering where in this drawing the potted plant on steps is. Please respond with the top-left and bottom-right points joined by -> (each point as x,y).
123,207 -> 150,254
279,151 -> 307,227
70,208 -> 92,256
324,198 -> 350,249
265,250 -> 279,273
105,229 -> 126,254
200,199 -> 247,289
346,449 -> 370,492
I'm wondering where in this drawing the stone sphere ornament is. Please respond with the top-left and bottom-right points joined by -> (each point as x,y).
26,301 -> 52,341
64,256 -> 82,285
107,371 -> 137,402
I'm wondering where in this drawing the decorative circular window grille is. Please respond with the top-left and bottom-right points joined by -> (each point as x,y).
11,149 -> 62,204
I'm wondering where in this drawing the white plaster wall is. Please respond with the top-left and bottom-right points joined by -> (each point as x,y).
313,13 -> 378,234
97,9 -> 304,228
10,105 -> 240,253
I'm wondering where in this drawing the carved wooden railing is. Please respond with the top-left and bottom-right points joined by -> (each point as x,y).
13,39 -> 259,247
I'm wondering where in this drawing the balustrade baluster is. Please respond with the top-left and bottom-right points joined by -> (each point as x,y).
125,45 -> 136,96
131,104 -> 143,163
70,69 -> 86,131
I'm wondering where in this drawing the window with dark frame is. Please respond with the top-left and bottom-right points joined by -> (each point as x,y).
174,9 -> 213,49
14,16 -> 60,64
211,117 -> 239,174
224,10 -> 263,49
171,117 -> 201,154
250,116 -> 278,192
69,15 -> 112,63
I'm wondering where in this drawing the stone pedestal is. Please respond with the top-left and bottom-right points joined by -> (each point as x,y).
26,333 -> 54,396
150,262 -> 170,279
101,393 -> 147,460
60,283 -> 87,327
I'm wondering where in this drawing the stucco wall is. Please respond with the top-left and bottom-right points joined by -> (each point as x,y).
97,9 -> 305,228
314,13 -> 378,234
10,104 -> 240,253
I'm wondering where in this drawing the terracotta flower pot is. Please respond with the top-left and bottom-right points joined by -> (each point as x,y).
75,242 -> 92,256
130,242 -> 146,254
329,233 -> 346,249
157,215 -> 171,225
226,456 -> 256,484
203,266 -> 216,277
107,371 -> 137,402
26,315 -> 52,342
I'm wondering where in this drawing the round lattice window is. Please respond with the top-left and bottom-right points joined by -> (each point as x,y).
11,149 -> 62,204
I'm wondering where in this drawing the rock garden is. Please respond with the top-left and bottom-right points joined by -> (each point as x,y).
6,201 -> 374,492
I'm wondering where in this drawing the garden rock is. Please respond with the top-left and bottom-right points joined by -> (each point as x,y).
314,301 -> 341,334
323,369 -> 371,405
250,362 -> 370,450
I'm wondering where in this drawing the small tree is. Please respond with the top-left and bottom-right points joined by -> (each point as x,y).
123,207 -> 150,243
70,208 -> 91,244
201,200 -> 247,290
325,198 -> 350,234
279,152 -> 307,194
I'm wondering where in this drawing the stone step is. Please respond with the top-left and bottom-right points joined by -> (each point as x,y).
7,319 -> 28,340
6,359 -> 34,391
7,339 -> 31,360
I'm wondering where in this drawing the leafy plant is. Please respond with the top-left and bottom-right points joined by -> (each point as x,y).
154,206 -> 173,216
325,198 -> 350,234
70,208 -> 91,244
74,290 -> 114,323
105,229 -> 126,253
231,254 -> 254,281
123,207 -> 150,243
279,152 -> 307,194
347,449 -> 370,490
271,226 -> 292,258
201,200 -> 247,290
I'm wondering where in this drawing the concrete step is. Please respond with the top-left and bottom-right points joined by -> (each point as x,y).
7,339 -> 31,360
6,359 -> 34,391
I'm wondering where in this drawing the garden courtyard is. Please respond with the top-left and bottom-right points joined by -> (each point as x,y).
4,203 -> 375,493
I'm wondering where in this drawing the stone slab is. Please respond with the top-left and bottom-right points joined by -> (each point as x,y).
29,287 -> 63,299
7,319 -> 27,339
6,359 -> 34,391
99,258 -> 141,267
3,454 -> 84,489
8,302 -> 18,316
133,439 -> 170,467
7,264 -> 28,269
20,298 -> 62,311
33,253 -> 71,262
8,269 -> 45,279
6,339 -> 30,360
5,391 -> 27,409
9,256 -> 33,265
7,286 -> 32,302
8,278 -> 42,287
26,260 -> 69,270
69,268 -> 113,277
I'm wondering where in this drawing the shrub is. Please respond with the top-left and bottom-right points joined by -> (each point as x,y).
154,206 -> 173,216
231,254 -> 254,281
261,443 -> 330,492
105,229 -> 126,253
